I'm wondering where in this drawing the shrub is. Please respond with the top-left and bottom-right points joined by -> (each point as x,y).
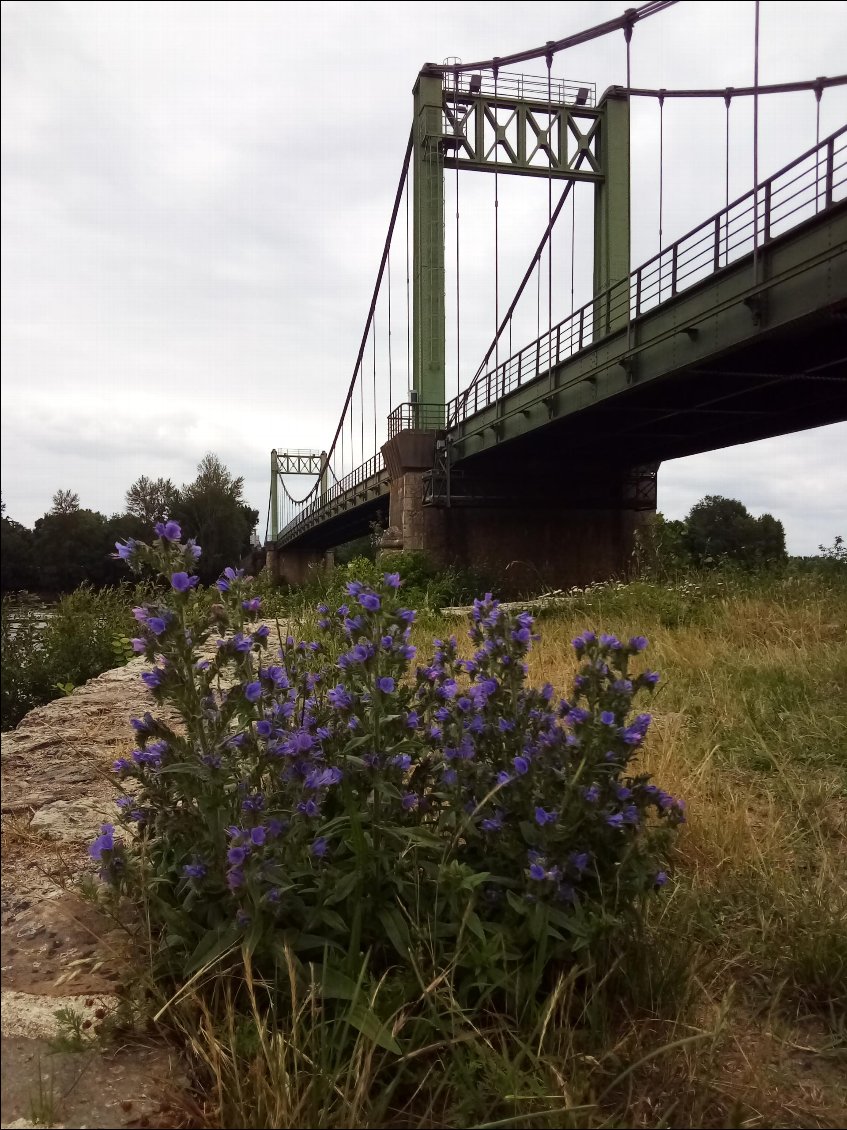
1,584 -> 142,730
97,525 -> 683,1014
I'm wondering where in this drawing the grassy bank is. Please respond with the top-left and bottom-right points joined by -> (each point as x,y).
144,568 -> 845,1129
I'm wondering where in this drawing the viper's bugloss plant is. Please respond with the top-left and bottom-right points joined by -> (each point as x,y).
97,527 -> 683,1007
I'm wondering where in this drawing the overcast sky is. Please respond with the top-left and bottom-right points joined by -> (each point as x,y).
2,0 -> 845,554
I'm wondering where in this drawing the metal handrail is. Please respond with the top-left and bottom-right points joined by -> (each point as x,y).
443,70 -> 596,107
387,402 -> 447,437
447,125 -> 846,428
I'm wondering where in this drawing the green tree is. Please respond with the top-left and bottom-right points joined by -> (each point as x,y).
173,453 -> 258,583
1,511 -> 37,592
32,507 -> 114,591
683,495 -> 786,567
124,475 -> 179,524
51,489 -> 80,514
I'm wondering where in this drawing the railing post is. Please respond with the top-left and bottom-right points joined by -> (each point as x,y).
763,180 -> 772,243
517,353 -> 522,387
579,307 -> 585,350
671,243 -> 678,296
535,339 -> 541,377
826,137 -> 835,208
635,268 -> 642,317
556,324 -> 561,365
713,215 -> 721,272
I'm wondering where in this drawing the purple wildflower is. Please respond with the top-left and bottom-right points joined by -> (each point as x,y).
114,539 -> 137,560
534,806 -> 557,826
154,520 -> 182,541
88,824 -> 115,860
171,572 -> 199,592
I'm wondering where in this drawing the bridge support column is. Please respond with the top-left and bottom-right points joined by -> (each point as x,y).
440,500 -> 653,595
381,436 -> 657,595
380,429 -> 448,561
273,547 -> 326,587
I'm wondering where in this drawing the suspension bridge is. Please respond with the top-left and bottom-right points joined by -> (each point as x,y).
265,1 -> 847,592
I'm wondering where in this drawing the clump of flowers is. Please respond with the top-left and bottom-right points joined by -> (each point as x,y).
100,529 -> 683,1002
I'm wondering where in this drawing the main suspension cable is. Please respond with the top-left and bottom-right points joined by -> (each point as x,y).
625,74 -> 847,98
424,1 -> 678,75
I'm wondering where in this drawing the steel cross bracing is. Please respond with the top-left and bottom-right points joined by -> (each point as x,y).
274,451 -> 325,476
274,125 -> 847,549
440,69 -> 602,182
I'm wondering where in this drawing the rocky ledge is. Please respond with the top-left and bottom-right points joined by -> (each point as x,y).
1,659 -> 180,1129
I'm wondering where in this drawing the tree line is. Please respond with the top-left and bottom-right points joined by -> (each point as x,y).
1,453 -> 259,593
647,495 -> 788,570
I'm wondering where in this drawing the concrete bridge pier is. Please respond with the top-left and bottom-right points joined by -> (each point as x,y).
265,545 -> 329,587
381,431 -> 658,595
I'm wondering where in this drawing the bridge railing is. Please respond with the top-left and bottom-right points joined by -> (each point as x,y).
276,453 -> 388,545
442,69 -> 596,107
447,125 -> 846,428
388,402 -> 447,437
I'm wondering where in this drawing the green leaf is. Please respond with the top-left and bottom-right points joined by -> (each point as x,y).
506,889 -> 528,916
313,964 -> 359,1001
343,735 -> 372,753
320,907 -> 348,934
158,762 -> 208,779
465,911 -> 486,942
460,869 -> 491,891
344,1002 -> 401,1054
379,906 -> 411,959
324,870 -> 360,905
185,923 -> 241,974
289,933 -> 342,953
545,907 -> 590,937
